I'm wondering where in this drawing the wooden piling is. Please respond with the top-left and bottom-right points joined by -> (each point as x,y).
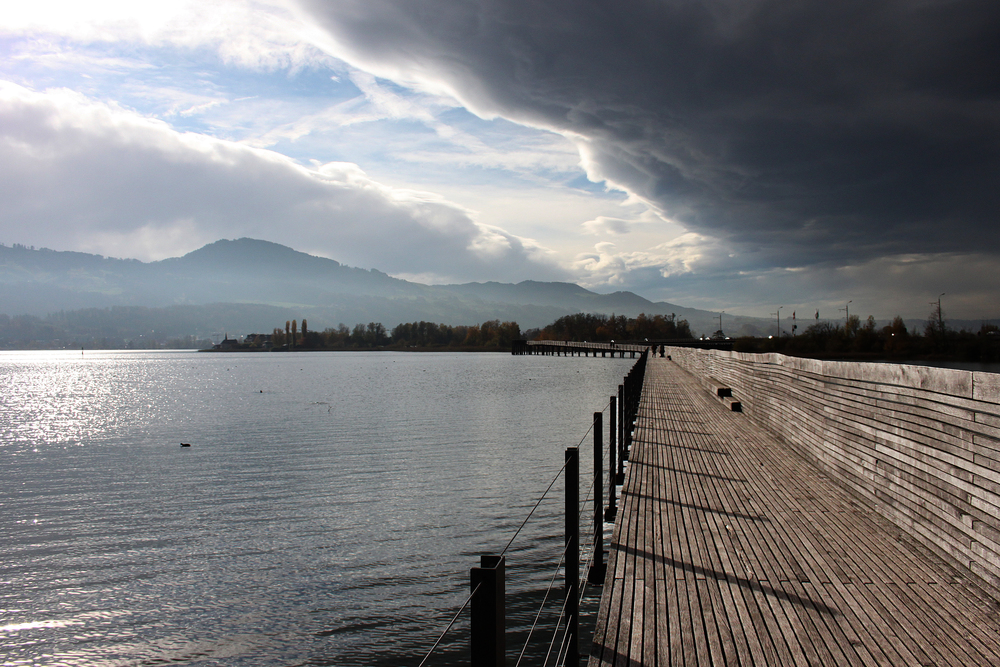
470,555 -> 505,667
565,447 -> 579,665
590,412 -> 605,585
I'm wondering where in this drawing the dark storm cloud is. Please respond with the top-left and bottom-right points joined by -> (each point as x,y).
302,0 -> 1000,266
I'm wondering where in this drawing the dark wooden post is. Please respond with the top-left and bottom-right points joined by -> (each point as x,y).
606,396 -> 617,521
590,413 -> 606,585
617,384 -> 626,482
470,554 -> 505,667
565,447 -> 579,665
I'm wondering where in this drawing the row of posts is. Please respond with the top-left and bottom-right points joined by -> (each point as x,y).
470,349 -> 649,666
510,340 -> 643,359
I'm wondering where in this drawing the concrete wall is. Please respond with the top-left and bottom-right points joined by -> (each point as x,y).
666,346 -> 1000,596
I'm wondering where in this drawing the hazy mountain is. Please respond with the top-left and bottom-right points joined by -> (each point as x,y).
0,238 -> 761,336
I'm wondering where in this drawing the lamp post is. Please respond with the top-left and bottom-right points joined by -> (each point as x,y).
932,293 -> 945,334
773,306 -> 782,337
840,300 -> 852,329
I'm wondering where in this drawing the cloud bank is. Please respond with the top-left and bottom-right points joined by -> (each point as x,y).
299,0 -> 1000,313
0,82 -> 562,283
2,0 -> 998,319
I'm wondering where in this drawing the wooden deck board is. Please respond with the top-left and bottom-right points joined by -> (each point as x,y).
588,356 -> 1000,666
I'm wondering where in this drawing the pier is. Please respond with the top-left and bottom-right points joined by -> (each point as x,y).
512,339 -> 733,358
589,353 -> 1000,666
512,340 -> 648,358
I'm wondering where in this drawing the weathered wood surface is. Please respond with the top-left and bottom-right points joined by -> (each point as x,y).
665,347 -> 1000,593
589,356 -> 1000,666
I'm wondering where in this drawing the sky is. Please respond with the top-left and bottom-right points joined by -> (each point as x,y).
1,0 -> 998,321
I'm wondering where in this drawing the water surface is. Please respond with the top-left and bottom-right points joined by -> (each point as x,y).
0,350 -> 634,665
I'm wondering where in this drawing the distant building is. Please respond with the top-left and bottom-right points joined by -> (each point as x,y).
214,334 -> 241,350
245,333 -> 273,349
211,333 -> 275,351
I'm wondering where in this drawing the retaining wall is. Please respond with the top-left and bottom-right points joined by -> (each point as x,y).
666,346 -> 1000,598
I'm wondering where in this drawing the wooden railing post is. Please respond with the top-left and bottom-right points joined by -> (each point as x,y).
470,554 -> 505,667
606,396 -> 617,521
590,413 -> 606,585
617,384 -> 626,481
565,447 -> 579,666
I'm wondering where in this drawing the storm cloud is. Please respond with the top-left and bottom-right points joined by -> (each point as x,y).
303,0 -> 1000,268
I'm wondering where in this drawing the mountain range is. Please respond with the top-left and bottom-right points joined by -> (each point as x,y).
1,238 -> 757,339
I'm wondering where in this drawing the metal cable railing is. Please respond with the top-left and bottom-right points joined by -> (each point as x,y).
545,587 -> 572,667
417,349 -> 648,666
416,580 -> 483,667
515,538 -> 570,667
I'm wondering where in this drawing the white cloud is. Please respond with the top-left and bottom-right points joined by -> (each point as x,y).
1,0 -> 336,72
0,81 -> 564,282
582,216 -> 632,236
572,232 -> 732,290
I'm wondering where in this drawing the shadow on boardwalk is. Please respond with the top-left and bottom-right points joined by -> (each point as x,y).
589,357 -> 1000,667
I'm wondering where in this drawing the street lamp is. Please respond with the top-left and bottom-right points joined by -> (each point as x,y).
840,300 -> 852,328
932,292 -> 945,333
773,306 -> 782,337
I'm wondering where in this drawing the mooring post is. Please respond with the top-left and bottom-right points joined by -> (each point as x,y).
565,447 -> 579,666
590,412 -> 606,585
470,554 -> 505,667
606,396 -> 617,521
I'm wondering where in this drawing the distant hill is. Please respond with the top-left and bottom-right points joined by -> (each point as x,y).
0,238 -> 763,338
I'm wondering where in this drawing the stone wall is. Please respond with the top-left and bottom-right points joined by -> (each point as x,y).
666,346 -> 1000,596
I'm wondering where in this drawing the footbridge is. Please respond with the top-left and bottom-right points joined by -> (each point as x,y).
511,339 -> 732,358
590,348 -> 1000,666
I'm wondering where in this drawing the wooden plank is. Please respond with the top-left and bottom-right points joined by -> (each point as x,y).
589,356 -> 1000,666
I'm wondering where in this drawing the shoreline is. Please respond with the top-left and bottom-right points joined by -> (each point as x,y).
199,346 -> 511,353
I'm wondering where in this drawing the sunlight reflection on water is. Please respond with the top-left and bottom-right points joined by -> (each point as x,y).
0,350 -> 633,665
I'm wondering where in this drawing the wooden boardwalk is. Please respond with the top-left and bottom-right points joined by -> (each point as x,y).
589,356 -> 1000,666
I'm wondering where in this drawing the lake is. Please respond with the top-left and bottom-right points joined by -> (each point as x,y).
0,350 -> 635,665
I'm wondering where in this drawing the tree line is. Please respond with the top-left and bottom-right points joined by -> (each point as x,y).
258,313 -> 691,351
734,313 -> 1000,362
527,312 -> 693,342
258,318 -> 523,350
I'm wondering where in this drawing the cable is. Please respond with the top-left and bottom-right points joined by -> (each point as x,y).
514,540 -> 570,667
423,378 -> 631,664
543,580 -> 573,667
501,410 -> 600,557
499,457 -> 568,557
416,581 -> 482,667
554,626 -> 573,667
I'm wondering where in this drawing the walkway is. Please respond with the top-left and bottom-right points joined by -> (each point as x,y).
589,356 -> 1000,666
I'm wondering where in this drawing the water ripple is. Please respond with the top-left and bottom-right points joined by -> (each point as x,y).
1,350 -> 631,665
